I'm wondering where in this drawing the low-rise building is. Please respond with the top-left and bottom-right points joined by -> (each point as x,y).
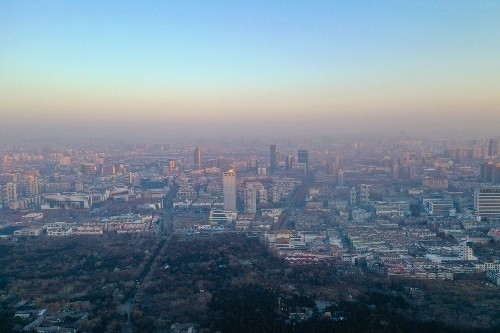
14,227 -> 42,237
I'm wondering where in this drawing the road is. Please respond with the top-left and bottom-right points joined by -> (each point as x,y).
273,180 -> 309,230
121,213 -> 173,333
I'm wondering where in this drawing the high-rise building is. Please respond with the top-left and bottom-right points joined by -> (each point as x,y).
349,187 -> 357,206
474,186 -> 500,219
480,161 -> 500,184
169,159 -> 176,172
1,182 -> 17,207
337,169 -> 344,187
327,155 -> 340,175
391,160 -> 400,180
244,186 -> 257,214
488,138 -> 499,157
270,144 -> 278,172
249,156 -> 258,168
194,147 -> 202,170
223,169 -> 237,212
81,163 -> 96,176
285,155 -> 293,171
24,175 -> 39,197
298,149 -> 309,174
359,184 -> 370,206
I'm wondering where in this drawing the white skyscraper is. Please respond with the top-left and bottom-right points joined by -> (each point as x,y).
223,169 -> 237,212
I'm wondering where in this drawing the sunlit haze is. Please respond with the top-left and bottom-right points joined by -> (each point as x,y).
1,1 -> 499,142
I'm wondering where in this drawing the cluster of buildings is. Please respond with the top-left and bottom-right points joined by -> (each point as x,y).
14,306 -> 83,333
5,214 -> 158,238
1,137 -> 500,283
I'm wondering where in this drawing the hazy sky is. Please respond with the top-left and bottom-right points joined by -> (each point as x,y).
1,1 -> 499,141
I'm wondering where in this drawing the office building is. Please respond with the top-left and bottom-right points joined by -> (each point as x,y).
474,186 -> 500,219
488,138 -> 499,157
427,199 -> 455,217
298,149 -> 309,174
285,155 -> 293,171
480,161 -> 500,184
270,144 -> 278,172
41,193 -> 93,209
81,163 -> 96,176
223,169 -> 237,212
194,147 -> 202,170
209,209 -> 237,225
422,177 -> 449,189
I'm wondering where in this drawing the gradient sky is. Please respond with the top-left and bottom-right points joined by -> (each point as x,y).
1,1 -> 499,141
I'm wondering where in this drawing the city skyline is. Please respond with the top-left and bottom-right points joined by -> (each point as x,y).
1,1 -> 500,142
1,128 -> 500,331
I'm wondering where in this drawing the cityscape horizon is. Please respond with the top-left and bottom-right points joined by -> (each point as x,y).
1,2 -> 500,333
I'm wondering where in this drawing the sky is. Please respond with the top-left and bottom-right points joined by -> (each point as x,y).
1,1 -> 499,142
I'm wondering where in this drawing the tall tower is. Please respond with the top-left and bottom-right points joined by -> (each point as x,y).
285,155 -> 293,171
223,169 -> 237,212
298,149 -> 309,174
270,144 -> 278,172
488,138 -> 499,157
194,147 -> 202,170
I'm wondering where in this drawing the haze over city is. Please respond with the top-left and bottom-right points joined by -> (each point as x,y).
1,1 -> 500,142
2,3 -> 500,332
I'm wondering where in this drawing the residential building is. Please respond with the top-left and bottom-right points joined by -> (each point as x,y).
459,238 -> 474,260
244,186 -> 257,214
